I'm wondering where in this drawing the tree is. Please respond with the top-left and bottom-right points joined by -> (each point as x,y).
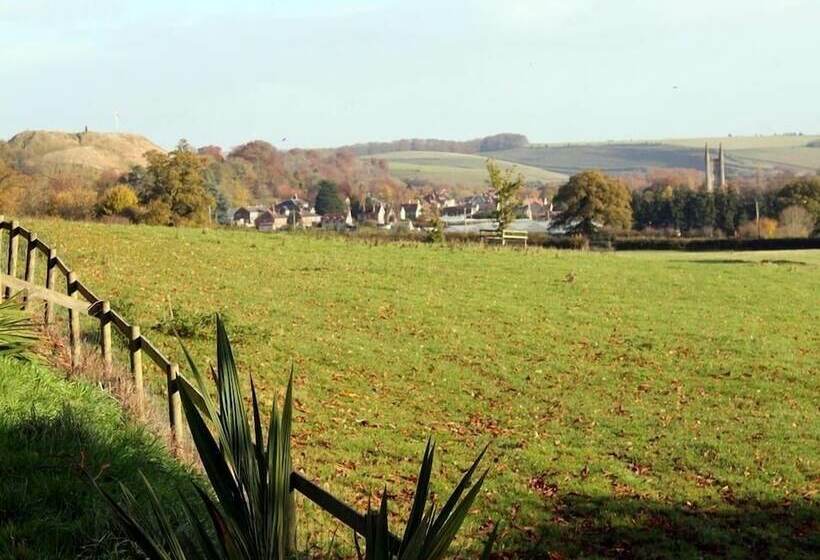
554,171 -> 632,233
313,180 -> 345,215
487,160 -> 523,231
776,177 -> 820,224
97,185 -> 139,217
133,141 -> 214,226
777,205 -> 815,238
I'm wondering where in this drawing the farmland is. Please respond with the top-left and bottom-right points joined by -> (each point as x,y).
12,218 -> 820,558
369,150 -> 567,189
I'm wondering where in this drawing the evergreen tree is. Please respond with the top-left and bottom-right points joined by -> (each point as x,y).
313,180 -> 345,215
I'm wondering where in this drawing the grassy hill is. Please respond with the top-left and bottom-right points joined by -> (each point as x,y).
487,135 -> 820,176
18,218 -> 820,558
0,356 -> 193,559
3,130 -> 163,176
370,150 -> 568,188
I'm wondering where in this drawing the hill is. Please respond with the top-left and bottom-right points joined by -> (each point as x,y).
22,217 -> 820,558
488,135 -> 820,177
367,150 -> 567,188
0,356 -> 193,558
341,132 -> 529,156
3,129 -> 163,175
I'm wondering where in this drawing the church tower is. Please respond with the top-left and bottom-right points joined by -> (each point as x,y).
704,143 -> 728,192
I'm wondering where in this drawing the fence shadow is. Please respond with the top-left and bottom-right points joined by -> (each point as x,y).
505,493 -> 819,559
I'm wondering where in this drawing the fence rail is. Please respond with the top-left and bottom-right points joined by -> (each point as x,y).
0,216 -> 401,552
479,228 -> 529,247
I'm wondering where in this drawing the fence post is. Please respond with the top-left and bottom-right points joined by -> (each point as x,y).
23,234 -> 37,310
167,363 -> 183,445
4,220 -> 19,299
0,216 -> 5,300
66,271 -> 81,367
44,248 -> 57,324
129,325 -> 144,416
99,301 -> 112,373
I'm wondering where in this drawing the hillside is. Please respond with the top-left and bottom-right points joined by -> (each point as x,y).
0,356 -> 193,558
21,218 -> 820,558
489,135 -> 820,176
368,150 -> 567,188
3,129 -> 163,175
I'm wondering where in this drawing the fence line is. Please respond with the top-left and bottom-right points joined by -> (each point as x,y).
0,217 -> 400,552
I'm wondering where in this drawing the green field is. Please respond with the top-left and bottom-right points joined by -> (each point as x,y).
454,134 -> 820,178
0,356 -> 194,559
10,219 -> 820,558
371,150 -> 568,188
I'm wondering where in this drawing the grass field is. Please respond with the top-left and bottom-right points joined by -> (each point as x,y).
372,150 -> 568,188
8,219 -> 820,558
0,356 -> 194,559
474,135 -> 820,177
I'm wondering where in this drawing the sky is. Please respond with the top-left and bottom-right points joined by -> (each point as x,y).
2,0 -> 819,149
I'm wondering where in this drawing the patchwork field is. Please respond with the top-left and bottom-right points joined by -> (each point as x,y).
10,219 -> 820,558
371,150 -> 568,188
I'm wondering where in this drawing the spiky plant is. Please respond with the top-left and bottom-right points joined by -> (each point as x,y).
95,316 -> 494,559
93,316 -> 296,559
356,440 -> 493,560
0,295 -> 37,359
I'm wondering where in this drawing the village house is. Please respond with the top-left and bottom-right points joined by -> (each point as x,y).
321,211 -> 353,231
233,205 -> 268,226
255,210 -> 289,232
399,202 -> 422,222
274,197 -> 312,217
360,202 -> 387,226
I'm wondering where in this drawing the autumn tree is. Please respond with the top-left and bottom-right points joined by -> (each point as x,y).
555,170 -> 632,233
487,159 -> 523,231
129,141 -> 213,225
776,177 -> 820,225
313,180 -> 345,215
777,205 -> 815,237
97,184 -> 139,217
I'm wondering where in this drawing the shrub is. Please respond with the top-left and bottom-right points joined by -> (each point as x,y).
98,185 -> 139,217
777,205 -> 815,238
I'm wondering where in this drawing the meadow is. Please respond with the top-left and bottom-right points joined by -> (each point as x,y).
10,218 -> 820,558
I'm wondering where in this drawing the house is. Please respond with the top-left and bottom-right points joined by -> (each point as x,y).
399,202 -> 422,222
233,205 -> 268,226
321,212 -> 351,231
441,203 -> 480,220
255,210 -> 289,232
274,197 -> 311,217
300,211 -> 322,228
360,202 -> 387,226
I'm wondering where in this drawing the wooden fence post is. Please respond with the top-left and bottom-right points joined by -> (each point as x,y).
44,248 -> 57,324
5,221 -> 19,299
23,234 -> 37,310
129,325 -> 144,416
0,216 -> 5,300
99,301 -> 112,373
167,363 -> 183,444
66,271 -> 81,367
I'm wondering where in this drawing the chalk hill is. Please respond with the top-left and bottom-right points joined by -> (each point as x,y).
4,130 -> 163,175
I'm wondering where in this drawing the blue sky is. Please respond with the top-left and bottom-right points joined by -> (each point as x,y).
2,0 -> 818,149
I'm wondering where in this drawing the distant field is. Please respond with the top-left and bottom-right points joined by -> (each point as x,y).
480,135 -> 820,177
483,143 -> 704,174
372,150 -> 568,187
16,218 -> 820,558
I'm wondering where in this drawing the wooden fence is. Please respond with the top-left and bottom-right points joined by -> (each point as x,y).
479,228 -> 529,247
0,217 -> 400,553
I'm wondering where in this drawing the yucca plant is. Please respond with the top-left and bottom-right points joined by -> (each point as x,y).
93,316 -> 296,559
95,316 -> 494,559
356,440 -> 494,560
0,294 -> 38,359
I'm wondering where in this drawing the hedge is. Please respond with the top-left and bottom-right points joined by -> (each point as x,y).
613,237 -> 820,251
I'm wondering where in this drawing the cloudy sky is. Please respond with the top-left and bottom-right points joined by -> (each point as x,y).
2,0 -> 818,148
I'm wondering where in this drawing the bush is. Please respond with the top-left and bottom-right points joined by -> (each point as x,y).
614,237 -> 820,251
